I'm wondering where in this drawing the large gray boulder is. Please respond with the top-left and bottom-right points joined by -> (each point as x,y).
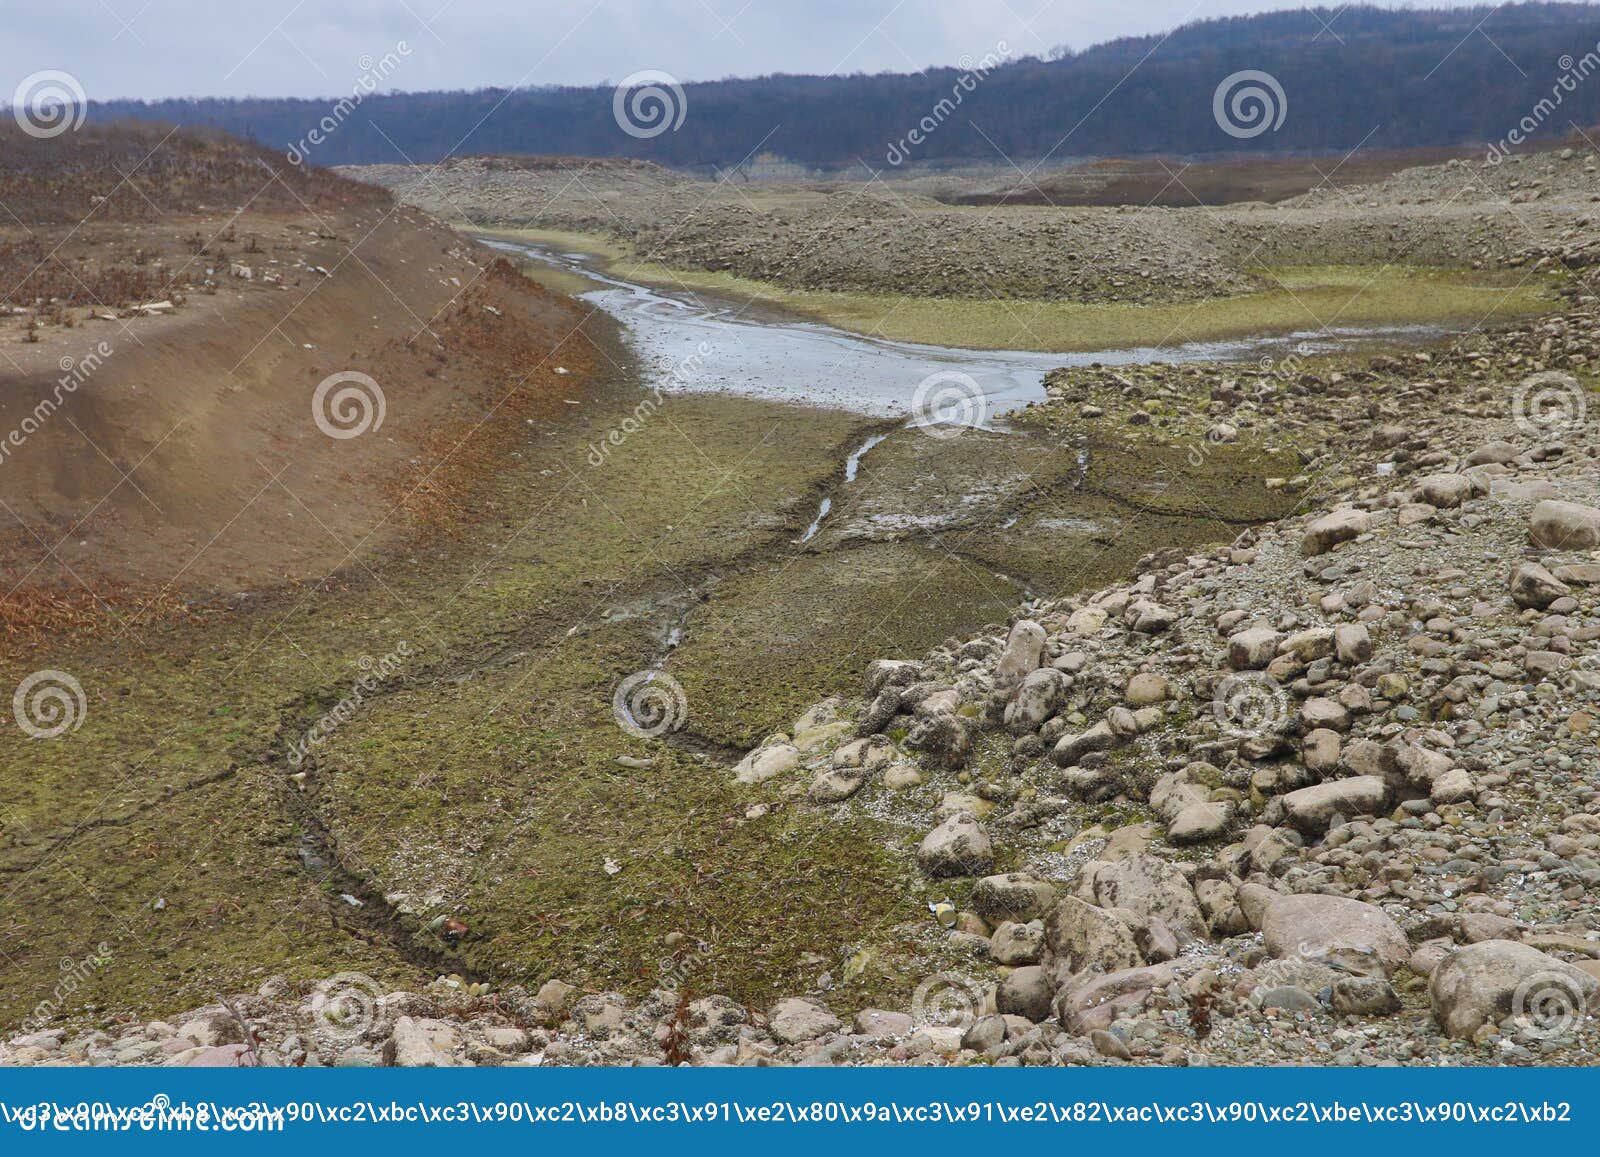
916,813 -> 993,878
1530,499 -> 1600,550
1043,897 -> 1143,983
1303,508 -> 1369,556
1280,775 -> 1390,834
994,619 -> 1046,688
1227,626 -> 1282,671
971,873 -> 1057,923
1004,667 -> 1066,734
769,997 -> 842,1044
1429,940 -> 1599,1039
995,966 -> 1051,1022
1510,562 -> 1571,609
1261,893 -> 1410,977
1090,855 -> 1206,944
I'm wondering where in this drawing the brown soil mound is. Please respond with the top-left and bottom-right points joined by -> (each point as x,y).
0,128 -> 610,634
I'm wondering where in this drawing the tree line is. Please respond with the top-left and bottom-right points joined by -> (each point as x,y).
90,4 -> 1600,169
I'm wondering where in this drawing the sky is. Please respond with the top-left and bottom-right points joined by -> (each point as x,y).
11,0 -> 1512,102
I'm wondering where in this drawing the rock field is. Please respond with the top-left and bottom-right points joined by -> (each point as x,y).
9,152 -> 1600,1068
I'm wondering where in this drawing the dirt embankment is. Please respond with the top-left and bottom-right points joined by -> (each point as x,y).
0,128 -> 611,628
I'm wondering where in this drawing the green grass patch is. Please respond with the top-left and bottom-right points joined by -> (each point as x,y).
484,228 -> 1559,354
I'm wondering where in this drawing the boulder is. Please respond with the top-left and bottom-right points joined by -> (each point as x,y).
1411,473 -> 1473,508
990,920 -> 1045,966
1051,719 -> 1119,766
1004,667 -> 1066,734
385,1017 -> 459,1067
1090,855 -> 1206,944
807,767 -> 865,803
1333,623 -> 1372,664
1043,897 -> 1143,980
1303,508 -> 1369,556
904,712 -> 973,769
1055,962 -> 1185,1032
853,1008 -> 912,1039
1510,562 -> 1571,610
1429,940 -> 1599,1039
1529,500 -> 1600,550
971,873 -> 1057,923
1126,600 -> 1176,634
1261,893 -> 1410,977
995,966 -> 1051,1022
1227,627 -> 1282,671
994,620 -> 1046,688
916,813 -> 993,878
1167,802 -> 1231,845
1125,671 -> 1172,706
769,998 -> 842,1043
1280,776 -> 1390,835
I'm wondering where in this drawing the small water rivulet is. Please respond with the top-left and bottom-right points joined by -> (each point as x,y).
799,431 -> 890,543
481,235 -> 1445,424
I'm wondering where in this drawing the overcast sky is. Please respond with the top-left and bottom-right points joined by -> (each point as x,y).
13,0 -> 1507,101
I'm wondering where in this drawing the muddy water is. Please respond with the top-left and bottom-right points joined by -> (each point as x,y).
482,236 -> 1443,423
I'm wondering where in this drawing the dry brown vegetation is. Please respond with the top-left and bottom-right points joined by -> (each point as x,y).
0,121 -> 384,224
947,133 -> 1596,208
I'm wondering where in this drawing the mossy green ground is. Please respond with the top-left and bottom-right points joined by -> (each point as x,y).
0,236 -> 1424,1032
486,228 -> 1557,353
0,387 -> 926,1024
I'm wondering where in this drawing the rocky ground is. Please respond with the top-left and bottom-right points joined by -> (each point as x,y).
348,146 -> 1600,306
9,246 -> 1600,1066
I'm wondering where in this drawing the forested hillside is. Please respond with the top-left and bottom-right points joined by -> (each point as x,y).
91,4 -> 1600,168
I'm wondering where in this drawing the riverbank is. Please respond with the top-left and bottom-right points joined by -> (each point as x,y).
482,227 -> 1554,355
0,245 -> 1310,1032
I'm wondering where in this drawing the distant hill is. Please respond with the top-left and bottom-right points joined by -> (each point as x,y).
91,3 -> 1600,169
